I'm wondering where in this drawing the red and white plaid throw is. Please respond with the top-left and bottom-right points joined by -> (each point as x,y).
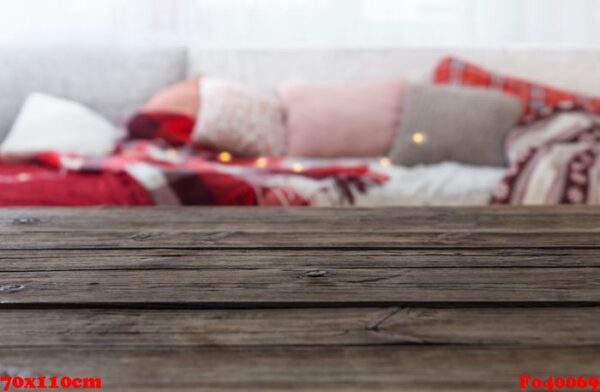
36,141 -> 388,207
434,56 -> 600,124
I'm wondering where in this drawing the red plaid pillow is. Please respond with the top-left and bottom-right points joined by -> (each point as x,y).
434,56 -> 600,124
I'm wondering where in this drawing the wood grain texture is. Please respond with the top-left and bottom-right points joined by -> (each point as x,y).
0,247 -> 599,304
2,207 -> 600,249
0,347 -> 598,391
1,307 -> 599,347
2,207 -> 600,391
1,266 -> 600,304
1,248 -> 600,271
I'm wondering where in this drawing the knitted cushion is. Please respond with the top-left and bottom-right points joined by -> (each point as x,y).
128,77 -> 286,156
434,56 -> 600,124
389,85 -> 522,167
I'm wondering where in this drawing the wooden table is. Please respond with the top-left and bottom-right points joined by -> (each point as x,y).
1,207 -> 599,391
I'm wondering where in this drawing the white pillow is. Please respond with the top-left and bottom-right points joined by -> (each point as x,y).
1,93 -> 123,158
194,78 -> 287,156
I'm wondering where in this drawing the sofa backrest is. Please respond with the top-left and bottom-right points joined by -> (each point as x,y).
188,48 -> 600,95
3,46 -> 600,137
0,46 -> 187,136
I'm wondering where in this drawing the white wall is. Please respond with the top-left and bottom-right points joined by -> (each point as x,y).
1,0 -> 599,48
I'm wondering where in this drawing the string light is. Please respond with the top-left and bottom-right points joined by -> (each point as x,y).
292,163 -> 304,173
255,157 -> 268,168
379,157 -> 392,167
412,132 -> 427,145
16,173 -> 31,182
218,151 -> 232,163
166,148 -> 179,159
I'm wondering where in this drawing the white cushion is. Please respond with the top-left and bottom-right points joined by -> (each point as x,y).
1,93 -> 123,158
194,78 -> 287,156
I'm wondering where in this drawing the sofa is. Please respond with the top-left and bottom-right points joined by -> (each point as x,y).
2,46 -> 600,206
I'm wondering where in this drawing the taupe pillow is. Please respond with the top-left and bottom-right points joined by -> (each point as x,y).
389,85 -> 521,167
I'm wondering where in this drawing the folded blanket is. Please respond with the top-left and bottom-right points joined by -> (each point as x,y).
37,141 -> 389,207
0,161 -> 152,207
31,140 -> 503,207
492,113 -> 600,205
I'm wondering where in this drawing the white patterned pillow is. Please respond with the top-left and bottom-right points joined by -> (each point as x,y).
194,78 -> 286,156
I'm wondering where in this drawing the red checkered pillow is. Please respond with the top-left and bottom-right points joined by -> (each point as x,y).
434,57 -> 600,124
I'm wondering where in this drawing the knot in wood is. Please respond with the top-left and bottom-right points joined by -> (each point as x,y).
130,233 -> 155,241
12,217 -> 40,225
305,270 -> 328,278
0,284 -> 25,293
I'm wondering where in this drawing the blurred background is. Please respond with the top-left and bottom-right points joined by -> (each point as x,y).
1,0 -> 599,48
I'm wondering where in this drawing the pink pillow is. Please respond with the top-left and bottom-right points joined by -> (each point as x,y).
279,79 -> 407,158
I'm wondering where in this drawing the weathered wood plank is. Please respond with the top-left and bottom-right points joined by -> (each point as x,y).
1,248 -> 600,271
6,230 -> 600,249
0,347 -> 598,391
1,307 -> 599,347
1,267 -> 600,304
2,207 -> 600,249
5,206 -> 600,228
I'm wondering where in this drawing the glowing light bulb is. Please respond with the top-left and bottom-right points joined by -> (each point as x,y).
166,148 -> 179,159
256,157 -> 268,168
16,173 -> 31,182
412,132 -> 426,145
292,163 -> 304,173
218,151 -> 232,163
380,157 -> 392,167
